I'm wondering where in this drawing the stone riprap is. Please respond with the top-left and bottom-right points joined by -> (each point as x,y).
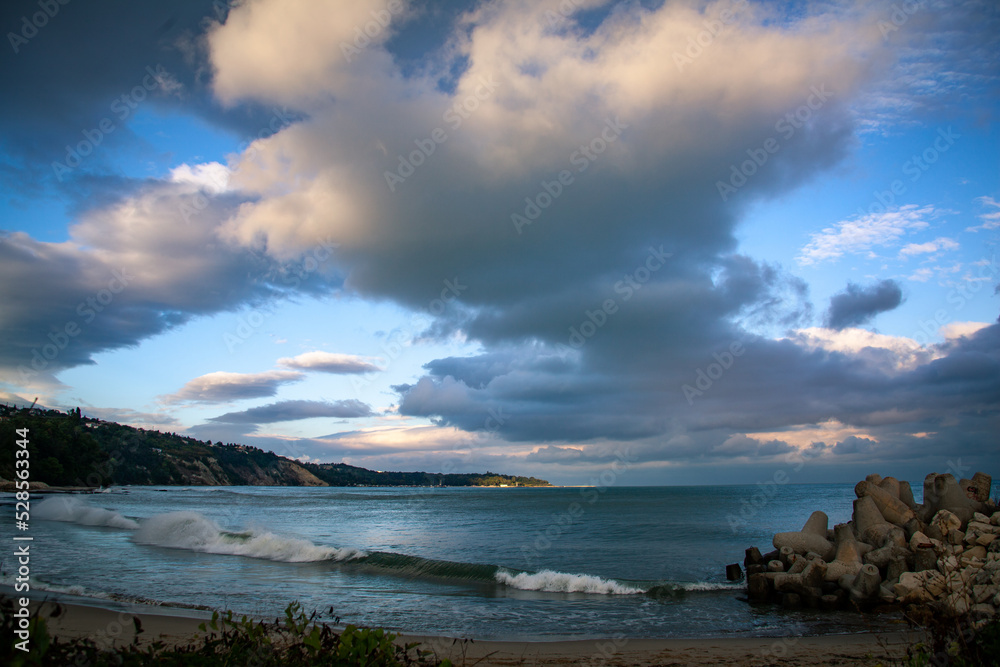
743,472 -> 999,619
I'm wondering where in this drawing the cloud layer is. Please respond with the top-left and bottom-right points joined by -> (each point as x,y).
278,352 -> 381,374
1,0 -> 998,481
161,371 -> 304,405
208,399 -> 374,423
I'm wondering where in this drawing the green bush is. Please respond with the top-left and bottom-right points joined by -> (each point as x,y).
897,613 -> 1000,667
1,597 -> 451,667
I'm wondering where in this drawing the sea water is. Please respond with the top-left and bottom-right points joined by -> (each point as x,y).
5,483 -> 983,640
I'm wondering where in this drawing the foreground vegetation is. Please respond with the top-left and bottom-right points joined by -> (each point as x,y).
1,599 -> 453,667
890,612 -> 1000,667
0,405 -> 549,488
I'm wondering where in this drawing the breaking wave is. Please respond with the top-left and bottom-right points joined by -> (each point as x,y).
34,498 -> 734,598
133,511 -> 365,563
494,569 -> 645,595
34,496 -> 139,530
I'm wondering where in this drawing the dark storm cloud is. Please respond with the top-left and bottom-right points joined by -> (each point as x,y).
0,181 -> 342,383
824,279 -> 904,329
525,446 -> 585,463
833,436 -> 877,455
2,0 -> 997,483
396,256 -> 820,444
208,399 -> 374,424
0,0 -> 291,191
397,322 -> 1000,474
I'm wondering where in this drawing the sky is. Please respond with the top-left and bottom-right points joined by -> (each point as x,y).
1,0 -> 998,486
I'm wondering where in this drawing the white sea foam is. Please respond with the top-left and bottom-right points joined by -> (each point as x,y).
678,581 -> 741,591
0,573 -> 107,600
34,496 -> 140,530
133,511 -> 365,563
495,569 -> 645,595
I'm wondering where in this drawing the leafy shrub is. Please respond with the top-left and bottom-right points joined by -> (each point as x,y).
896,613 -> 1000,667
1,597 -> 451,667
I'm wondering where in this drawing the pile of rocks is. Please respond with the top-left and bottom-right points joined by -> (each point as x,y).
743,471 -> 998,619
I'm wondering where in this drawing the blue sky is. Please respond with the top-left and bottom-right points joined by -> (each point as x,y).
1,0 -> 998,485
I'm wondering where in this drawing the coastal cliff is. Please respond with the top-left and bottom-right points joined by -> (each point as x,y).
0,405 -> 549,488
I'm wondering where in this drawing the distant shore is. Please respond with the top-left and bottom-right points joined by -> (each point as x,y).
0,481 -> 99,493
6,590 -> 917,666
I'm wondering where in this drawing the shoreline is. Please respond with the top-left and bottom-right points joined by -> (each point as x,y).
5,590 -> 919,666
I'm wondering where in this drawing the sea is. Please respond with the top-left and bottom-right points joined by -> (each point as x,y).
4,482 -> 993,640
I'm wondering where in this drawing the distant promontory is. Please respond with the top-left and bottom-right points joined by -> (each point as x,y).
0,405 -> 550,489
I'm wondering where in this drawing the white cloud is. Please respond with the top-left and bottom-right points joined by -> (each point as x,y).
277,351 -> 382,374
797,205 -> 935,266
746,418 -> 878,453
207,0 -> 410,107
940,321 -> 990,341
966,196 -> 1000,232
787,326 -> 939,373
907,267 -> 934,282
907,261 -> 964,283
170,162 -> 231,193
319,424 -> 486,455
211,0 -> 874,261
898,236 -> 959,258
161,370 -> 304,405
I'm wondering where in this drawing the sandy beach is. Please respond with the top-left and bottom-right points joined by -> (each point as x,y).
8,593 -> 918,666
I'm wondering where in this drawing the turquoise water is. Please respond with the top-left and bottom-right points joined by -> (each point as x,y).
3,484 -> 923,639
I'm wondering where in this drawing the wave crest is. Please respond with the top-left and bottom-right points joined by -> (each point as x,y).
34,496 -> 139,530
133,511 -> 365,563
495,568 -> 645,595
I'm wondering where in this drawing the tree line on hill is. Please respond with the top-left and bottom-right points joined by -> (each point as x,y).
0,405 -> 550,488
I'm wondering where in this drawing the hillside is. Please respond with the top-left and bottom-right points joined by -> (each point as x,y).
0,405 -> 550,488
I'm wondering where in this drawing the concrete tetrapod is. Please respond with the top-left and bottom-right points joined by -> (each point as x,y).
773,511 -> 836,561
845,563 -> 882,604
773,559 -> 827,606
920,473 -> 982,524
965,472 -> 992,503
877,476 -> 900,500
741,470 -> 999,617
825,533 -> 863,582
855,480 -> 916,527
852,495 -> 895,547
898,480 -> 917,511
